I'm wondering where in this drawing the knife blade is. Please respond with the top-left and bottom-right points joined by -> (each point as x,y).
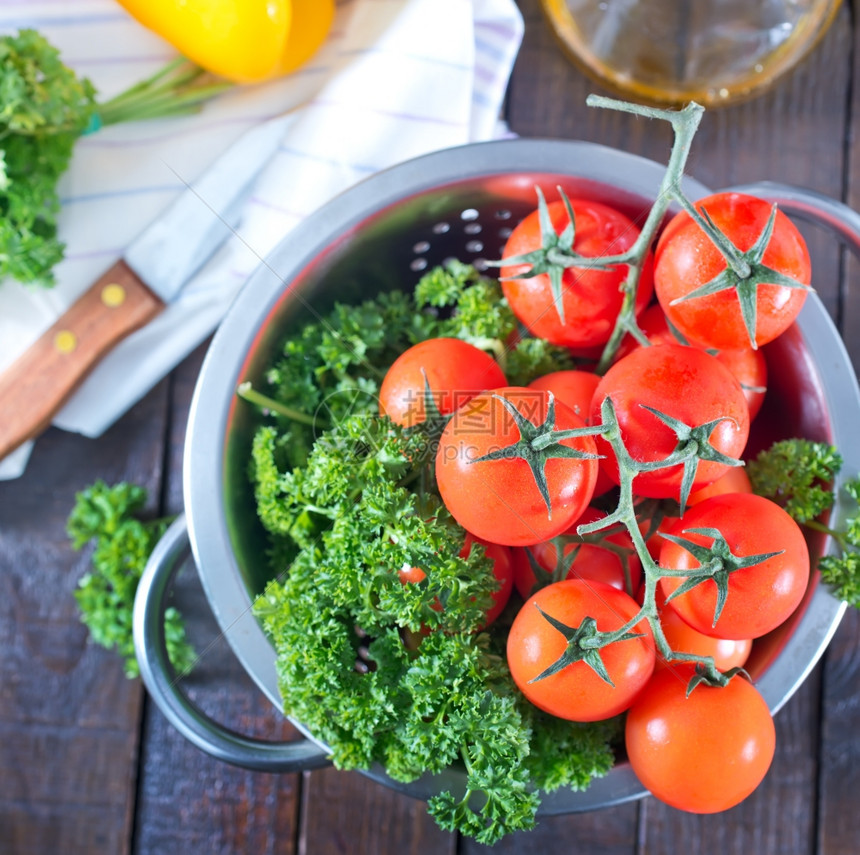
0,111 -> 294,461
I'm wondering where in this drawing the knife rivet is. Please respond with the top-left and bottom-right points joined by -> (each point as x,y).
101,284 -> 127,308
54,330 -> 77,354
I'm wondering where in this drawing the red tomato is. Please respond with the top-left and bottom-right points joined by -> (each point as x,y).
659,493 -> 810,639
435,387 -> 598,546
507,579 -> 655,721
397,565 -> 429,585
590,344 -> 750,501
512,507 -> 642,599
528,370 -> 615,496
466,535 -> 514,627
654,192 -> 810,350
379,337 -> 506,427
625,666 -> 775,813
654,589 -> 752,672
398,533 -> 514,629
501,195 -> 654,348
619,304 -> 768,420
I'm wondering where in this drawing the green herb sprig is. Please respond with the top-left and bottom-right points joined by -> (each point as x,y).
252,406 -> 616,844
67,480 -> 194,678
0,29 -> 229,288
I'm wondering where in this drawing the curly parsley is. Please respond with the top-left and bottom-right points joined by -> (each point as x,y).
67,480 -> 194,678
252,411 -> 615,843
0,30 -> 96,286
747,438 -> 842,523
245,263 -> 614,843
0,29 -> 227,287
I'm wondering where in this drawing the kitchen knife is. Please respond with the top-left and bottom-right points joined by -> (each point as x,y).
0,111 -> 294,461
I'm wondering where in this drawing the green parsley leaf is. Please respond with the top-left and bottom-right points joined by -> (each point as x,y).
67,480 -> 194,678
0,29 -> 96,287
817,476 -> 860,608
521,707 -> 619,792
819,551 -> 860,609
0,31 -> 228,288
244,263 -> 618,842
747,438 -> 841,523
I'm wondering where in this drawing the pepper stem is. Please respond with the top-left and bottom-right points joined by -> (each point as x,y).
94,58 -> 232,129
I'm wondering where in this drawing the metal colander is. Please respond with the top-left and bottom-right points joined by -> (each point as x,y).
135,138 -> 858,812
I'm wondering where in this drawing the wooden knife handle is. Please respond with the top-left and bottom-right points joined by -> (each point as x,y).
0,260 -> 164,460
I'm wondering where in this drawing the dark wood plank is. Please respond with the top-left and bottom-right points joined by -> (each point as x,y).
818,17 -> 860,851
0,386 -> 168,855
817,8 -> 860,805
131,562 -> 304,855
817,609 -> 860,855
298,768 -> 456,855
462,805 -> 638,855
841,2 -> 860,370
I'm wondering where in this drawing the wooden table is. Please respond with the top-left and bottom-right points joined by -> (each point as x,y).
2,1 -> 859,852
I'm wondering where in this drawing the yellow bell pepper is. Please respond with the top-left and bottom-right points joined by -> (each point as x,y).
115,0 -> 334,83
276,0 -> 336,76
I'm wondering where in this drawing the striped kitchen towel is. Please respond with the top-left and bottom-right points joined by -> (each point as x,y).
0,0 -> 523,479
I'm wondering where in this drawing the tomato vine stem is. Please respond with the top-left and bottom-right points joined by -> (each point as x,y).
572,395 -> 777,685
583,96 -> 706,373
514,390 -> 777,688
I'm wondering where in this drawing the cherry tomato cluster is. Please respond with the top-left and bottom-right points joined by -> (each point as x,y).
378,188 -> 813,814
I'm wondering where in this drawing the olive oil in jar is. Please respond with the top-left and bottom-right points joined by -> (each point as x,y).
540,0 -> 840,106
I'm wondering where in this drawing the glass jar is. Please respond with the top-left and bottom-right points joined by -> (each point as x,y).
539,0 -> 841,107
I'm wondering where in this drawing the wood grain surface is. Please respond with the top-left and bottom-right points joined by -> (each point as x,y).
2,1 -> 859,853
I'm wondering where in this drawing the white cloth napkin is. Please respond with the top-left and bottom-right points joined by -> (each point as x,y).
0,0 -> 523,479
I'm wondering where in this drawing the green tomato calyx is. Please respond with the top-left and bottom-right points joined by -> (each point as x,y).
660,526 -> 784,627
487,186 -> 615,325
637,404 -> 744,513
468,393 -> 604,519
670,201 -> 810,349
686,664 -> 751,696
528,607 -> 643,687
